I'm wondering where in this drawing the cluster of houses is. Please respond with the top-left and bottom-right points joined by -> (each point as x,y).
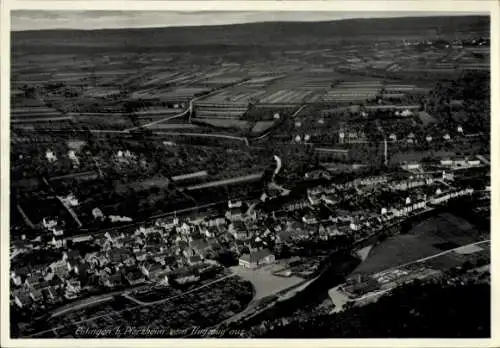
11,162 -> 479,313
440,158 -> 482,170
11,213 -> 224,311
12,195 -> 297,311
45,149 -> 80,167
12,249 -> 96,308
302,170 -> 477,236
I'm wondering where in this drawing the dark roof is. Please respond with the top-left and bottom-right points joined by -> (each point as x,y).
277,230 -> 294,241
189,255 -> 202,263
48,274 -> 64,286
67,250 -> 80,259
110,248 -> 128,259
231,221 -> 247,231
350,277 -> 381,294
109,273 -> 123,283
190,239 -> 209,250
122,236 -> 135,244
207,238 -> 219,246
126,271 -> 145,281
78,263 -> 90,274
149,263 -> 165,272
41,288 -> 53,298
178,240 -> 189,250
228,207 -> 246,215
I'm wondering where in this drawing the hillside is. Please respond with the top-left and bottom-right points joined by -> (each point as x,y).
12,15 -> 489,53
260,281 -> 490,338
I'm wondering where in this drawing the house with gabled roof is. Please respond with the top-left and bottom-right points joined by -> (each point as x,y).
238,249 -> 275,269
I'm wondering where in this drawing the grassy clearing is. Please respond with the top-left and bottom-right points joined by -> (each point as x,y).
351,213 -> 483,277
251,121 -> 275,134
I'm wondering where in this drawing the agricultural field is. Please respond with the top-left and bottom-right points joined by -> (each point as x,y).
251,121 -> 276,135
351,212 -> 486,278
134,107 -> 182,117
242,75 -> 286,87
185,173 -> 264,191
417,111 -> 437,126
198,75 -> 247,86
73,115 -> 132,130
120,175 -> 171,192
195,108 -> 249,119
139,71 -> 196,87
133,86 -> 211,102
147,123 -> 201,130
259,89 -> 313,105
192,118 -> 251,131
10,94 -> 70,125
321,80 -> 383,103
198,88 -> 266,106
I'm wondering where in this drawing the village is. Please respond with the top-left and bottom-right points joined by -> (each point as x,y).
10,147 -> 489,337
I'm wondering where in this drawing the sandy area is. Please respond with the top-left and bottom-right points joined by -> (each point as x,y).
453,244 -> 484,255
230,264 -> 304,301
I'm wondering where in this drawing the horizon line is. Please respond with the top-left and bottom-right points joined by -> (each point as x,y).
11,11 -> 488,32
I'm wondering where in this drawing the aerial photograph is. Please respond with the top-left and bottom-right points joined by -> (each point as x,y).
8,10 -> 491,339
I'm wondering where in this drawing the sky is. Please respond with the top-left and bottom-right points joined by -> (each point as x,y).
11,10 -> 482,32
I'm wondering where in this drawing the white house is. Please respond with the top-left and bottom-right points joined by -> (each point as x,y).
68,150 -> 79,165
61,194 -> 79,207
92,207 -> 104,220
46,150 -> 57,163
42,217 -> 58,229
239,249 -> 275,269
401,109 -> 413,117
